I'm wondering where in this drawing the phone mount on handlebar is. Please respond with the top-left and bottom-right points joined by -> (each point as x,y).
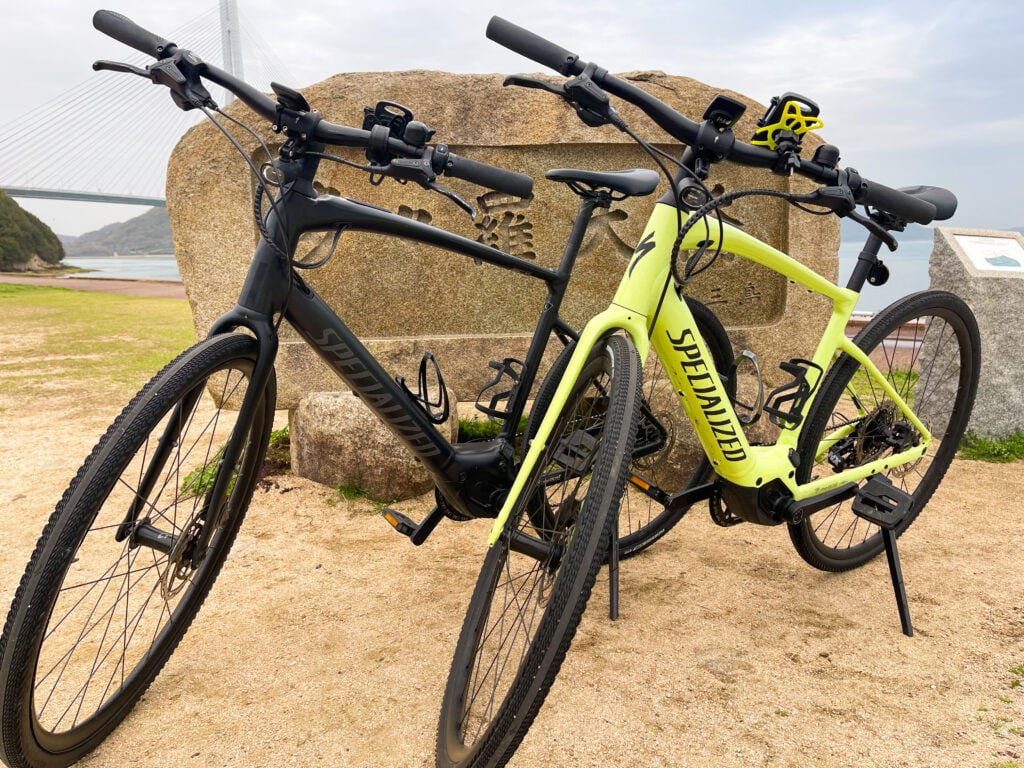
750,92 -> 824,174
362,101 -> 436,155
362,101 -> 414,134
751,92 -> 823,150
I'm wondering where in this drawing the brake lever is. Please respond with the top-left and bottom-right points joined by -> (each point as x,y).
94,55 -> 214,111
844,208 -> 899,251
502,75 -> 566,97
428,182 -> 476,218
92,60 -> 150,78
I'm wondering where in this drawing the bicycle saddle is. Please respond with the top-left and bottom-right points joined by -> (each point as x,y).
545,168 -> 660,197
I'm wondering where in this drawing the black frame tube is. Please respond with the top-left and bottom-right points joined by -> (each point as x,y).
208,160 -> 598,520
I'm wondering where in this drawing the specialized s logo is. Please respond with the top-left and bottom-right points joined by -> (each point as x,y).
627,231 -> 657,277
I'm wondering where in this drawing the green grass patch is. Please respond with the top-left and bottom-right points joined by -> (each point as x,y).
179,445 -> 236,498
457,415 -> 528,443
0,284 -> 194,398
263,426 -> 291,474
326,482 -> 387,513
846,367 -> 918,404
959,431 -> 1024,463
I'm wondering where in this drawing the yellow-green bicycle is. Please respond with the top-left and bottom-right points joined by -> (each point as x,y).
437,17 -> 980,768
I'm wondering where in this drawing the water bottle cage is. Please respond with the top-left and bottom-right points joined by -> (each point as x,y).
475,358 -> 525,422
396,352 -> 450,425
763,358 -> 823,429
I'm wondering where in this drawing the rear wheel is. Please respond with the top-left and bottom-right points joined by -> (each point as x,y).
437,334 -> 641,768
790,291 -> 980,571
0,334 -> 274,768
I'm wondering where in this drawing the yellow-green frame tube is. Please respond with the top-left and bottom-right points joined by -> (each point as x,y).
486,306 -> 650,547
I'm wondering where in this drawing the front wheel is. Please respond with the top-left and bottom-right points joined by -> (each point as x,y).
526,297 -> 733,560
437,334 -> 642,768
0,334 -> 275,768
790,291 -> 980,571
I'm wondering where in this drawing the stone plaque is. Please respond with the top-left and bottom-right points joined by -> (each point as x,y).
929,228 -> 1024,438
953,234 -> 1024,273
168,71 -> 839,409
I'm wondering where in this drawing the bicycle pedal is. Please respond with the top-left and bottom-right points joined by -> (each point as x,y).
381,505 -> 445,546
851,475 -> 912,530
382,509 -> 417,537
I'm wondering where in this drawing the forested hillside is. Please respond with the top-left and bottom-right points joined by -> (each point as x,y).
63,207 -> 172,257
0,190 -> 64,270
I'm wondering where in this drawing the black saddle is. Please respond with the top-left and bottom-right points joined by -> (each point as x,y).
546,168 -> 660,198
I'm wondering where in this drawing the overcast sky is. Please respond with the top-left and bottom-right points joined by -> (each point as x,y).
3,0 -> 1021,236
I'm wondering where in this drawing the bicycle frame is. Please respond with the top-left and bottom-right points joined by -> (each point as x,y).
195,150 -> 605,531
489,201 -> 931,544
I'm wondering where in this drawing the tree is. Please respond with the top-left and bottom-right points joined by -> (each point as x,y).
0,190 -> 64,270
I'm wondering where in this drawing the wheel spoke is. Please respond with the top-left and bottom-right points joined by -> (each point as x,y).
793,298 -> 978,572
5,336 -> 267,755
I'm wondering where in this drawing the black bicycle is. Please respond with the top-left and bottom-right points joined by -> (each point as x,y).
0,10 -> 749,768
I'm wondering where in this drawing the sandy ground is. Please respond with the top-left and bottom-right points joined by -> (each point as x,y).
0,281 -> 1021,768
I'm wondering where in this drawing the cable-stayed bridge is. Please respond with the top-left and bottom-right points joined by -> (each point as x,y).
0,1 -> 293,209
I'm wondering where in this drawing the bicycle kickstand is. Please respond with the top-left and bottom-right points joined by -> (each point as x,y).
608,509 -> 620,621
851,475 -> 914,637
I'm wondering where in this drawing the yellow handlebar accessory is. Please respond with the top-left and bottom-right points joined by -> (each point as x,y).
751,100 -> 825,150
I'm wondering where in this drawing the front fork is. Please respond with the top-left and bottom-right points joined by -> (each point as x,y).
116,310 -> 278,567
487,306 -> 651,547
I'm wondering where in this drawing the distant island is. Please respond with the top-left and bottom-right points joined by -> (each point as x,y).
60,207 -> 172,258
0,190 -> 64,271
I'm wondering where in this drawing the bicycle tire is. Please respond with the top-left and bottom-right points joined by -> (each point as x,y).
437,334 -> 642,768
790,290 -> 980,571
527,297 -> 732,559
0,333 -> 275,768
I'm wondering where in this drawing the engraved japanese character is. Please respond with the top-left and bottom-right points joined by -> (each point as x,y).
474,192 -> 535,259
397,205 -> 432,224
580,208 -> 633,259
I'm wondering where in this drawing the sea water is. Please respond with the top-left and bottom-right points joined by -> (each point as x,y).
62,255 -> 181,282
60,244 -> 932,312
838,239 -> 933,314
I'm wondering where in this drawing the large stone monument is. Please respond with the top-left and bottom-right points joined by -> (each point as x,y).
168,71 -> 838,401
930,228 -> 1024,438
166,70 -> 840,494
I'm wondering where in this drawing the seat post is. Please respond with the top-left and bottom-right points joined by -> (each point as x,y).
845,232 -> 886,293
554,195 -> 603,278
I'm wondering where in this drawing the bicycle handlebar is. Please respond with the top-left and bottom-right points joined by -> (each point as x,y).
93,10 -> 533,199
486,16 -> 940,224
93,10 -> 178,59
486,16 -> 583,77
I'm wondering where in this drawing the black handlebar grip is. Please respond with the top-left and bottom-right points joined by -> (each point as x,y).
856,178 -> 938,225
486,17 -> 583,77
93,10 -> 176,59
442,152 -> 534,199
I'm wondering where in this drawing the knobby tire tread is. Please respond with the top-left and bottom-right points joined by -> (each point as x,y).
0,334 -> 272,768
